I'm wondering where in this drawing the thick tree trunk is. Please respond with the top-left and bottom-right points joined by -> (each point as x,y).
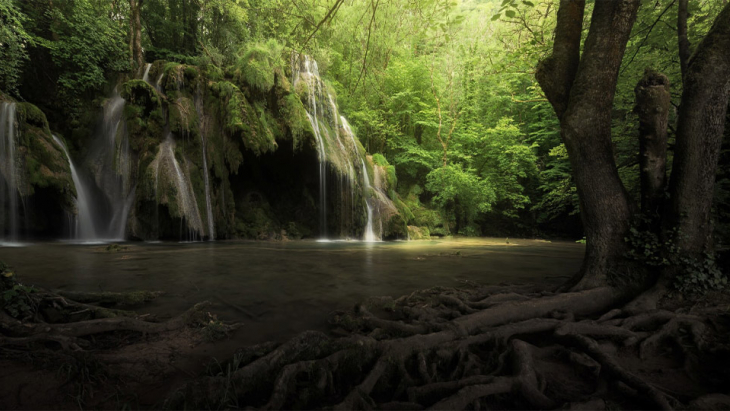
634,69 -> 670,217
538,0 -> 641,290
627,3 -> 730,312
665,3 -> 730,257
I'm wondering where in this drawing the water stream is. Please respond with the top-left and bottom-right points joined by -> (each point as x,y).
52,135 -> 98,240
293,55 -> 382,241
0,102 -> 20,244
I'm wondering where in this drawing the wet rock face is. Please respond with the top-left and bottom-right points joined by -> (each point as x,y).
1,100 -> 75,240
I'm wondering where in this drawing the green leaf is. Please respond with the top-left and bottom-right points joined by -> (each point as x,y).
505,10 -> 516,18
491,13 -> 501,21
522,0 -> 535,6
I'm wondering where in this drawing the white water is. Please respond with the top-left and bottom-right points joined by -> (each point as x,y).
194,88 -> 215,240
142,63 -> 152,84
292,54 -> 391,241
295,55 -> 329,238
360,159 -> 377,242
153,134 -> 204,241
100,90 -> 133,240
0,102 -> 20,243
52,135 -> 98,240
342,116 -> 378,242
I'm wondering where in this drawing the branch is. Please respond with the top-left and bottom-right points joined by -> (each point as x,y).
620,0 -> 677,75
351,0 -> 380,94
535,0 -> 586,120
299,0 -> 345,52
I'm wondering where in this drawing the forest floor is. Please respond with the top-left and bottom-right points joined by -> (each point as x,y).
1,270 -> 730,410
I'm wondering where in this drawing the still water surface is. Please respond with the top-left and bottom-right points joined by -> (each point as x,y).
0,238 -> 583,344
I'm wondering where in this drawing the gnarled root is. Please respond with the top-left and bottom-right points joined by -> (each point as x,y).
168,283 -> 729,410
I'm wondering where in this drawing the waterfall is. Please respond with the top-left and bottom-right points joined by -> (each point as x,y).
83,88 -> 133,241
293,55 -> 329,238
360,160 -> 377,242
142,63 -> 152,84
342,117 -> 378,241
151,133 -> 204,241
195,87 -> 215,240
0,102 -> 20,243
292,54 -> 391,241
103,90 -> 133,239
52,135 -> 98,240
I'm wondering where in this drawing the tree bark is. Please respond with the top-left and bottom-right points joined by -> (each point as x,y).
634,69 -> 671,217
665,2 -> 730,258
535,0 -> 585,121
129,0 -> 144,70
538,0 -> 641,290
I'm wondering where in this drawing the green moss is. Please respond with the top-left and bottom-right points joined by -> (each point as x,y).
169,97 -> 197,134
279,93 -> 314,151
16,103 -> 49,133
294,80 -> 309,102
372,153 -> 389,167
407,225 -> 431,240
232,39 -> 284,92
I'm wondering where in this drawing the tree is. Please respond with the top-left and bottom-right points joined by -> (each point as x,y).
537,0 -> 639,290
0,0 -> 31,97
537,0 -> 730,305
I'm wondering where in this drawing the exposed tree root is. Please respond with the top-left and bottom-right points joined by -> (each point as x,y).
3,274 -> 728,410
166,283 -> 730,410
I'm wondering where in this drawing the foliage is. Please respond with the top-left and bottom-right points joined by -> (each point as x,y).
624,223 -> 729,295
32,0 -> 129,110
1,262 -> 36,319
0,0 -> 31,96
233,39 -> 285,92
425,164 -> 495,229
674,254 -> 728,295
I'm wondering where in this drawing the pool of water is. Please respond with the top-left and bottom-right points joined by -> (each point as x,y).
0,238 -> 583,344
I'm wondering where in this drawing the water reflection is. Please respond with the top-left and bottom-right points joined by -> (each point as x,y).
0,238 -> 582,345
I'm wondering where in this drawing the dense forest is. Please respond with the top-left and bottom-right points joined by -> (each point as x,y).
2,0 -> 726,241
1,0 -> 730,409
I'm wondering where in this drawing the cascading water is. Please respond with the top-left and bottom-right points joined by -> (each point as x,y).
0,102 -> 20,243
150,133 -> 205,241
294,55 -> 329,238
292,54 -> 390,241
360,159 -> 377,242
92,89 -> 134,240
52,135 -> 98,240
342,116 -> 378,241
142,63 -> 152,84
195,86 -> 215,240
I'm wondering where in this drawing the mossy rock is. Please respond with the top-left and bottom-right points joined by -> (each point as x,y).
383,213 -> 408,240
169,96 -> 197,135
16,102 -> 49,134
121,80 -> 160,116
407,225 -> 431,240
14,109 -> 75,209
232,39 -> 284,93
278,93 -> 314,151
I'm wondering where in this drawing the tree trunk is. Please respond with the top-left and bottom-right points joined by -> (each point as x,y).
129,0 -> 144,70
538,0 -> 641,290
665,3 -> 730,258
634,69 -> 670,217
